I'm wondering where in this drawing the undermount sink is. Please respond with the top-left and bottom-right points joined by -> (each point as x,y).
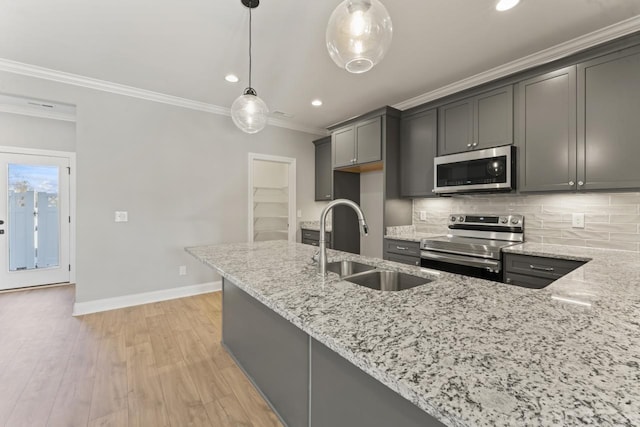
344,270 -> 432,291
326,260 -> 376,277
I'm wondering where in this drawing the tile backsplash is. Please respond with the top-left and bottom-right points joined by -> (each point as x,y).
413,192 -> 640,252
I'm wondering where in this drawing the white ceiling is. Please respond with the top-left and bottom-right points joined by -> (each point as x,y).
0,0 -> 639,131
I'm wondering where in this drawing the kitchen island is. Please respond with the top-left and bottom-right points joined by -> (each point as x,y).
187,240 -> 640,427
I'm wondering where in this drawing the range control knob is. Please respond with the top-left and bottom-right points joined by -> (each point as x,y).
450,216 -> 457,222
511,218 -> 520,225
458,216 -> 465,222
499,217 -> 508,224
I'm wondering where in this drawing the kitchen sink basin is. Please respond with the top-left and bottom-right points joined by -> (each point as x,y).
344,270 -> 432,291
326,260 -> 377,277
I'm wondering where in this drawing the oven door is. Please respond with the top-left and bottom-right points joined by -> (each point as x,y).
420,250 -> 503,281
433,145 -> 515,194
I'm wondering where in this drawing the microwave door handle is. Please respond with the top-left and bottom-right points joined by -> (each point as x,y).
420,251 -> 500,270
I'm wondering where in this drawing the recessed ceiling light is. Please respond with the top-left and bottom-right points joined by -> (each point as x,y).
496,0 -> 520,11
225,74 -> 239,83
311,99 -> 323,107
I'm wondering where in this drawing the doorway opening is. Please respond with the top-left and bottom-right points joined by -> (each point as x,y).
0,147 -> 75,290
248,153 -> 296,243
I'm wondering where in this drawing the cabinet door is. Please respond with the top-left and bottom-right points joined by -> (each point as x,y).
400,109 -> 437,197
438,98 -> 473,155
355,116 -> 382,164
578,45 -> 640,190
333,126 -> 355,168
518,67 -> 577,192
314,137 -> 332,200
474,85 -> 513,150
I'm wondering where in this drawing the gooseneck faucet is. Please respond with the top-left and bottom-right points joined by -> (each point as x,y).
318,199 -> 369,276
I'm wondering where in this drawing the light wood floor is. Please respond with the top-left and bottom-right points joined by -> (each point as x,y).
0,285 -> 283,427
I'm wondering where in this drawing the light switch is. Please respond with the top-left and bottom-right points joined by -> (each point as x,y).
179,265 -> 187,276
572,213 -> 585,229
419,211 -> 427,221
115,211 -> 128,222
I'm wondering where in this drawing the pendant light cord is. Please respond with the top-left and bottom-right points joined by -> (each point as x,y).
248,6 -> 252,89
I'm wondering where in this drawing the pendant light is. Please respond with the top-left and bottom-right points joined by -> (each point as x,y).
326,0 -> 393,74
231,0 -> 268,134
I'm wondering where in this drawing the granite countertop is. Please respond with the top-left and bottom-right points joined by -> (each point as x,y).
186,240 -> 640,427
384,225 -> 444,242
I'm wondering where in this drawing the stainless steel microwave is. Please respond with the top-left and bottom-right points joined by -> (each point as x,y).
433,145 -> 516,195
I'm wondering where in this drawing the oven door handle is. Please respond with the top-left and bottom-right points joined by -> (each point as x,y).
420,251 -> 501,271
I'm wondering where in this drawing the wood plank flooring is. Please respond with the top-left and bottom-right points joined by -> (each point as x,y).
0,285 -> 283,427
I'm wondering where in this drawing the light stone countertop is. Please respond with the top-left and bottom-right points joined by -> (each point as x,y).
186,240 -> 640,427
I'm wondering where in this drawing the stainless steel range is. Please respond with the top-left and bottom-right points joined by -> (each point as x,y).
420,214 -> 524,281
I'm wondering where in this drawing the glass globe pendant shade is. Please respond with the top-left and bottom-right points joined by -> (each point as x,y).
326,0 -> 393,74
231,88 -> 269,134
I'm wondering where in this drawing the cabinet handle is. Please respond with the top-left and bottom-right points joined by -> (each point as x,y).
467,143 -> 472,148
578,181 -> 584,186
325,194 -> 331,198
415,261 -> 419,266
472,142 -> 478,147
396,246 -> 409,251
569,181 -> 575,186
530,264 -> 554,272
506,277 -> 512,284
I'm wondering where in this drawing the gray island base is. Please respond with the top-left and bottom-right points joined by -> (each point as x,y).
187,240 -> 640,427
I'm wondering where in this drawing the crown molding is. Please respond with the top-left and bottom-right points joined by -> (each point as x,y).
393,15 -> 640,111
0,103 -> 76,122
0,58 -> 327,135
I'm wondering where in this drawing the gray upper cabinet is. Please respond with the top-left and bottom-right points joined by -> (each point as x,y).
355,117 -> 383,164
577,45 -> 640,190
518,66 -> 577,192
399,108 -> 437,197
438,85 -> 513,155
314,137 -> 332,201
333,126 -> 356,168
332,116 -> 382,168
437,99 -> 473,155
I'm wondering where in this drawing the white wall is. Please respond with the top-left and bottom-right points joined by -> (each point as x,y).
0,70 -> 319,303
360,170 -> 383,258
0,112 -> 75,151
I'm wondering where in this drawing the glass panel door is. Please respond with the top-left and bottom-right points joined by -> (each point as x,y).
0,153 -> 70,290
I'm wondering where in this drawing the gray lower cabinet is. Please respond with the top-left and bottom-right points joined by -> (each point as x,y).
222,277 -> 444,427
517,66 -> 577,192
332,116 -> 382,168
310,338 -> 444,427
438,85 -> 513,155
399,108 -> 437,198
384,239 -> 421,266
314,137 -> 332,201
301,229 -> 332,248
503,253 -> 584,289
577,44 -> 640,190
222,279 -> 309,427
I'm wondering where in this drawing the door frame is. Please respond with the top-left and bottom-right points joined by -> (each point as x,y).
0,145 -> 76,284
247,153 -> 296,243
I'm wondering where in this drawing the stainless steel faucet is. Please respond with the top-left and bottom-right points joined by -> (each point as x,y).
318,199 -> 368,276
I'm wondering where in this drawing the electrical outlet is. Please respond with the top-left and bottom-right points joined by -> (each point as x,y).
572,213 -> 585,229
179,265 -> 187,276
114,211 -> 128,222
419,211 -> 427,221
297,209 -> 302,218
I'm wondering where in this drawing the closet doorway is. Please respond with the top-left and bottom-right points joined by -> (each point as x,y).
248,154 -> 296,243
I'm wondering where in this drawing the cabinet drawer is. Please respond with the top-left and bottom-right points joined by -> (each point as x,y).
301,229 -> 332,242
504,272 -> 554,289
386,253 -> 420,267
504,253 -> 583,280
384,239 -> 421,257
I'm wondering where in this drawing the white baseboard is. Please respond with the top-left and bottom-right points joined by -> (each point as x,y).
72,281 -> 221,316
